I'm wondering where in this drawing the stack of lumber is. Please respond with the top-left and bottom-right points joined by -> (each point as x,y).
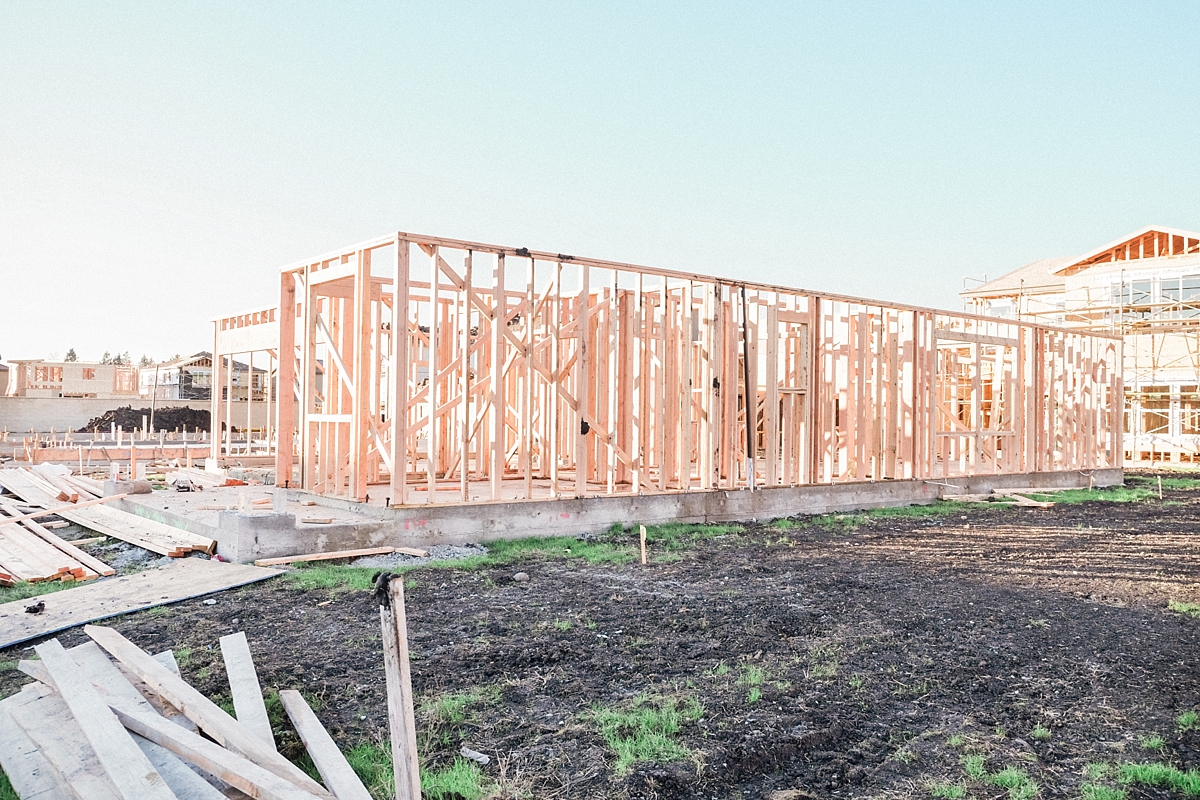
0,468 -> 216,557
0,625 -> 373,800
0,500 -> 114,586
944,487 -> 1060,508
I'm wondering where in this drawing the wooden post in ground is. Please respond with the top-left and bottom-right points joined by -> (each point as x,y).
380,577 -> 421,800
640,524 -> 647,565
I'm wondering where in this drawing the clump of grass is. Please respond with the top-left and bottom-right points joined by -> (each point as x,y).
808,645 -> 840,678
1030,724 -> 1051,741
946,734 -> 966,747
868,501 -> 966,519
1024,486 -> 1154,504
1169,599 -> 1200,619
422,758 -> 488,800
926,781 -> 966,798
0,770 -> 16,800
1119,762 -> 1200,795
641,522 -> 743,551
553,620 -> 571,631
1125,475 -> 1200,490
1179,711 -> 1200,731
849,673 -> 867,690
962,754 -> 987,780
280,564 -> 379,591
346,742 -> 393,797
1139,734 -> 1166,751
1085,763 -> 1113,780
738,664 -> 768,702
420,687 -> 500,726
989,765 -> 1038,800
590,694 -> 703,774
1081,784 -> 1126,800
0,579 -> 76,605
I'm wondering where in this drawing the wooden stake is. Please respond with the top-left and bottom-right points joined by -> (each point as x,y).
380,578 -> 421,800
639,524 -> 647,565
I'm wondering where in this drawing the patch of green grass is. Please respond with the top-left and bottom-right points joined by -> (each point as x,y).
1031,724 -> 1051,741
641,522 -> 743,551
553,620 -> 571,631
1081,783 -> 1126,800
0,770 -> 16,800
590,694 -> 704,774
989,765 -> 1038,800
947,734 -> 966,747
1139,735 -> 1166,751
808,645 -> 840,678
280,564 -> 380,591
422,758 -> 488,800
747,687 -> 761,704
1025,486 -> 1154,504
1119,762 -> 1200,795
174,647 -> 193,669
0,579 -> 76,605
927,780 -> 967,798
1125,475 -> 1200,490
346,742 -> 393,797
705,661 -> 731,678
849,673 -> 867,689
0,660 -> 16,674
962,754 -> 988,780
420,687 -> 499,726
1085,763 -> 1113,780
1169,599 -> 1200,619
1179,711 -> 1200,731
868,501 -> 966,519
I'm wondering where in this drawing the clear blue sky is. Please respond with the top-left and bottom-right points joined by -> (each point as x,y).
2,2 -> 1198,362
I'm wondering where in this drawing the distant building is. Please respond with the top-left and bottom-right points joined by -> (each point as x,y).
6,360 -> 139,399
140,352 -> 267,401
0,363 -> 8,396
962,225 -> 1200,464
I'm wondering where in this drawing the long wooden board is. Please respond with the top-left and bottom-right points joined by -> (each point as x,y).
279,690 -> 373,800
85,626 -> 334,799
0,559 -> 281,649
219,631 -> 276,751
0,470 -> 215,556
34,638 -> 179,800
0,687 -> 72,800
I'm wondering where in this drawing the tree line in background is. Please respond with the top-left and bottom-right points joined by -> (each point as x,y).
60,349 -> 180,366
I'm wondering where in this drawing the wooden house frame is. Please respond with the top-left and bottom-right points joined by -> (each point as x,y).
220,231 -> 1123,504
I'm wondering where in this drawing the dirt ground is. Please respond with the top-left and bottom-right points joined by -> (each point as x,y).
6,472 -> 1200,799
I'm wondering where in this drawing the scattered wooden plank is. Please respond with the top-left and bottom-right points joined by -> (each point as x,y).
254,546 -> 396,567
6,683 -> 122,800
33,638 -> 178,800
279,690 -> 373,800
0,688 -> 72,800
1,501 -> 115,577
994,491 -> 1055,508
380,577 -> 421,800
0,492 -> 128,526
44,521 -> 72,530
300,518 -> 333,525
68,641 -> 226,800
394,547 -> 429,558
219,631 -> 276,751
109,702 -> 328,800
0,559 -> 281,649
85,626 -> 334,799
66,535 -> 107,546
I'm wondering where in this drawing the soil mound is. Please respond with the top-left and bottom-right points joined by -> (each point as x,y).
76,405 -> 222,433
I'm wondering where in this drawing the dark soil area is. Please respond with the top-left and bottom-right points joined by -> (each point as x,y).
6,472 -> 1200,799
76,405 -> 220,433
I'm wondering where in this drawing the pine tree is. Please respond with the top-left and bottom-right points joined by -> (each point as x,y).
100,351 -> 111,364
64,348 -> 78,362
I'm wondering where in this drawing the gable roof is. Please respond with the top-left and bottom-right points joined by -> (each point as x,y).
961,256 -> 1072,299
1052,225 -> 1200,276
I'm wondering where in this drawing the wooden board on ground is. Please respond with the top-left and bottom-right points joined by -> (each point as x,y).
279,689 -> 373,800
0,558 -> 282,649
254,546 -> 398,566
34,638 -> 179,800
0,469 -> 216,557
0,687 -> 72,800
219,631 -> 276,751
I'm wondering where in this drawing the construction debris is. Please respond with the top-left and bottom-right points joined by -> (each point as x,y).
944,488 -> 1058,508
0,558 -> 280,648
76,405 -> 216,434
0,626 -> 372,800
0,467 -> 217,557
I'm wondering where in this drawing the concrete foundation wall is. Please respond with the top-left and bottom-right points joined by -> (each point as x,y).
118,468 -> 1122,563
0,397 -> 271,433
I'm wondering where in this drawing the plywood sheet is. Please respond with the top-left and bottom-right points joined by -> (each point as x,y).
0,558 -> 280,649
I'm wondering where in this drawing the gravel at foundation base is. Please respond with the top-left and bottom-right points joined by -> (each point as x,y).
350,543 -> 487,568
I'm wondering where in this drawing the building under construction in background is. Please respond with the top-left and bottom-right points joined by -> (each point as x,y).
963,225 -> 1200,465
